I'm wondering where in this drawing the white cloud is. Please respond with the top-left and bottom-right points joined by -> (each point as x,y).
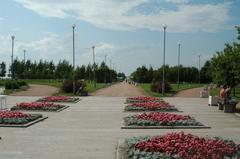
0,17 -> 4,21
0,33 -> 71,65
0,33 -> 118,70
15,0 -> 231,32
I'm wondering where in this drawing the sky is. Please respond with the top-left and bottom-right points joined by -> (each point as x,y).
0,0 -> 239,75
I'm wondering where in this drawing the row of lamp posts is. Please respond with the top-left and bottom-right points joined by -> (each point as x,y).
10,24 -> 201,96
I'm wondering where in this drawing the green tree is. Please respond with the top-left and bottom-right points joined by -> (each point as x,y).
0,62 -> 6,77
200,60 -> 212,83
211,43 -> 240,88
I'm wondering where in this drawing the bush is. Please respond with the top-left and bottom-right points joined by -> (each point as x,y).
62,79 -> 86,93
151,81 -> 172,93
5,81 -> 20,89
4,80 -> 28,89
17,81 -> 28,87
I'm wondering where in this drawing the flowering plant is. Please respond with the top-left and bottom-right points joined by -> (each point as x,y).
124,112 -> 203,126
126,132 -> 240,159
11,102 -> 65,111
126,96 -> 162,103
0,111 -> 42,125
125,101 -> 178,111
37,96 -> 79,103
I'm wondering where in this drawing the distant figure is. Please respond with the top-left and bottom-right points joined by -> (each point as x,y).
219,85 -> 231,104
208,83 -> 214,96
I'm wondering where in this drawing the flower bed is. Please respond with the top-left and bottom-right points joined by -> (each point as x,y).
126,96 -> 162,103
0,111 -> 42,125
125,101 -> 178,112
37,96 -> 80,103
11,102 -> 67,112
125,132 -> 240,159
123,112 -> 203,127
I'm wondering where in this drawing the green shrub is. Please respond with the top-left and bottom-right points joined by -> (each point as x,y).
4,80 -> 28,89
17,81 -> 28,87
62,79 -> 86,93
151,81 -> 172,93
5,81 -> 20,89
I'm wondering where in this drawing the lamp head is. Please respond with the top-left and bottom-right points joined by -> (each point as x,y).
163,24 -> 167,29
72,24 -> 76,29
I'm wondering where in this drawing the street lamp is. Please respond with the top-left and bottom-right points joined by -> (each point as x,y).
109,59 -> 112,83
177,42 -> 181,90
72,24 -> 76,95
162,24 -> 167,96
92,46 -> 96,88
198,55 -> 201,84
104,54 -> 107,84
23,49 -> 26,63
11,35 -> 15,80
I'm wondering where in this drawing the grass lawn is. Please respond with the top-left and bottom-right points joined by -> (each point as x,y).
25,79 -> 63,88
2,79 -> 108,95
140,83 -> 205,97
26,79 -> 107,93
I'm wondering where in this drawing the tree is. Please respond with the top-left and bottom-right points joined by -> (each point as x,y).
200,60 -> 212,83
211,43 -> 240,88
0,62 -> 6,77
55,60 -> 73,79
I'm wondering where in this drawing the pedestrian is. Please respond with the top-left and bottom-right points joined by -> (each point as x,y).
219,84 -> 231,104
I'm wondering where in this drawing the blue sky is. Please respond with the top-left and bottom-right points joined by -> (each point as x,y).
0,0 -> 239,75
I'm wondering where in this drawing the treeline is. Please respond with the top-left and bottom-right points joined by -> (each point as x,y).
2,59 -> 122,83
131,65 -> 211,84
131,26 -> 240,89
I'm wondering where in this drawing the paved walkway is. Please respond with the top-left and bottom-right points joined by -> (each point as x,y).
0,96 -> 240,159
11,84 -> 58,96
91,82 -> 146,97
174,87 -> 203,97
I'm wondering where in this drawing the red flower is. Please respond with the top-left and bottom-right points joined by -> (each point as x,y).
127,96 -> 161,102
0,111 -> 30,118
43,96 -> 70,101
130,101 -> 174,110
137,112 -> 189,123
16,102 -> 58,108
135,132 -> 240,159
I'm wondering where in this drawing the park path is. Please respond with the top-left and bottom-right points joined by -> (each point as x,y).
91,82 -> 146,97
1,96 -> 240,159
174,87 -> 203,98
11,84 -> 58,96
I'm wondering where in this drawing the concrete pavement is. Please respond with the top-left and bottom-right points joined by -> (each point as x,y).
0,96 -> 240,159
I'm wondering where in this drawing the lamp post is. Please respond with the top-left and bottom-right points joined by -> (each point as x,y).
23,49 -> 26,63
162,25 -> 167,96
177,42 -> 181,90
92,46 -> 96,88
198,55 -> 201,84
104,54 -> 107,84
109,59 -> 112,83
72,24 -> 76,95
11,35 -> 15,80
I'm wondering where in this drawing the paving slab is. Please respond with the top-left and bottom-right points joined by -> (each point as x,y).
0,96 -> 239,159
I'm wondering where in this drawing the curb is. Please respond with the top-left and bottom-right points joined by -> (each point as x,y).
0,116 -> 48,128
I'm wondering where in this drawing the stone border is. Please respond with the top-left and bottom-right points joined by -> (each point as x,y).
121,125 -> 211,129
11,106 -> 69,112
0,116 -> 48,128
115,140 -> 128,159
